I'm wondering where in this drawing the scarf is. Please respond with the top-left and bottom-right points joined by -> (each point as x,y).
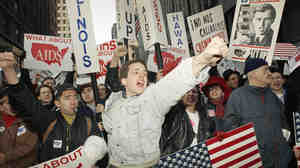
210,97 -> 225,118
2,113 -> 17,128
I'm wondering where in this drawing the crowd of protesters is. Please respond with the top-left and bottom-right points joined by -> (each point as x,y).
0,37 -> 300,168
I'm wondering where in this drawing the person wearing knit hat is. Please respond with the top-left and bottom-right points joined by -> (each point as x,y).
222,56 -> 294,167
244,57 -> 268,74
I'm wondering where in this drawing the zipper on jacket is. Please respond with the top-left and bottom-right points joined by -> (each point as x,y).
66,126 -> 71,152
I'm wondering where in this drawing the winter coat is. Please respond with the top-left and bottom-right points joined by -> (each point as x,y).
0,118 -> 38,168
160,101 -> 214,156
223,85 -> 293,168
6,83 -> 101,163
103,58 -> 210,167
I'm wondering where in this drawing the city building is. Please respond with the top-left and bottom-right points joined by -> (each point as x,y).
56,0 -> 71,38
0,0 -> 57,48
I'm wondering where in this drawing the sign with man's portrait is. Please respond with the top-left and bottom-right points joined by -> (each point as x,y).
229,0 -> 286,65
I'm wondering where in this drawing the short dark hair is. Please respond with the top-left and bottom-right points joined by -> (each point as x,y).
254,4 -> 276,22
55,83 -> 78,100
35,85 -> 54,98
119,60 -> 147,81
79,83 -> 92,93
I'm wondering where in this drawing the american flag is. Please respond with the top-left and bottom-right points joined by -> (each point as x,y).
273,43 -> 297,61
156,123 -> 263,168
293,112 -> 300,168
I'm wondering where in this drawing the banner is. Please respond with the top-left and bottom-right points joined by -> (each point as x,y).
23,34 -> 73,72
229,0 -> 286,65
147,47 -> 188,73
30,147 -> 92,168
116,0 -> 136,40
136,0 -> 168,50
167,12 -> 190,57
67,0 -> 99,75
187,5 -> 228,56
76,40 -> 117,85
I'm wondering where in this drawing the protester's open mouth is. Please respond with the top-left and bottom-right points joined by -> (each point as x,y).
137,81 -> 145,87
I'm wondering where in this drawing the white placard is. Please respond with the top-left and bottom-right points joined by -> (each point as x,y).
67,0 -> 99,75
116,0 -> 136,40
23,34 -> 73,72
187,5 -> 228,56
136,0 -> 168,50
29,147 -> 92,168
167,12 -> 190,57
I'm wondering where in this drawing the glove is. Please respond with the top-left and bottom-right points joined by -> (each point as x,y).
214,131 -> 226,141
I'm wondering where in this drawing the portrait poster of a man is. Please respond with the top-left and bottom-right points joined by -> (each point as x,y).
229,0 -> 286,64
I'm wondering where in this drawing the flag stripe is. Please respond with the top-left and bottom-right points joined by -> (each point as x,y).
210,140 -> 257,164
211,144 -> 259,167
240,157 -> 262,168
217,148 -> 260,168
209,136 -> 257,159
274,43 -> 297,59
207,127 -> 255,150
208,132 -> 255,155
206,123 -> 254,145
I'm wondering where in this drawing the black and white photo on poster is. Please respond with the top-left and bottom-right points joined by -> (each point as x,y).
229,0 -> 286,65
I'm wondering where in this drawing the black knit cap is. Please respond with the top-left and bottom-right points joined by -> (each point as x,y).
244,57 -> 268,74
55,83 -> 78,100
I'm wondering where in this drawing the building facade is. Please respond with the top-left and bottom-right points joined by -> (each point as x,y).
0,0 -> 57,48
56,0 -> 71,38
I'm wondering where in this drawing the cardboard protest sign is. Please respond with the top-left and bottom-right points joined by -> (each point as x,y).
116,0 -> 136,40
136,0 -> 168,50
29,147 -> 92,168
67,0 -> 99,75
167,12 -> 190,57
187,5 -> 228,56
147,47 -> 188,73
23,34 -> 73,72
76,40 -> 117,85
229,0 -> 286,65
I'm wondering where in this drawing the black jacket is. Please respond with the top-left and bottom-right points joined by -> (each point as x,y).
39,111 -> 93,162
160,101 -> 214,156
7,82 -> 100,162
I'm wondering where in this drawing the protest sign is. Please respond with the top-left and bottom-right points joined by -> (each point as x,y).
67,0 -> 99,74
187,5 -> 228,56
229,0 -> 286,65
136,0 -> 168,50
167,12 -> 190,57
116,0 -> 136,40
77,40 -> 117,85
23,34 -> 73,72
29,147 -> 92,168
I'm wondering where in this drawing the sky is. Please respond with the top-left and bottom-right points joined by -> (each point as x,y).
90,0 -> 116,44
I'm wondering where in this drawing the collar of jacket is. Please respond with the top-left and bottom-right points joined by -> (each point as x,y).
246,84 -> 270,94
